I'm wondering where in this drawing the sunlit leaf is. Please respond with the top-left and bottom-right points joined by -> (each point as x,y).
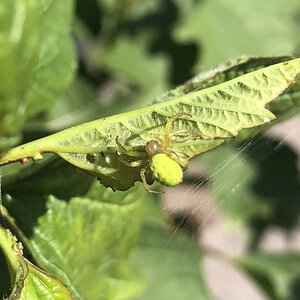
24,0 -> 76,118
1,58 -> 299,191
0,0 -> 76,151
0,0 -> 41,150
2,180 -> 147,300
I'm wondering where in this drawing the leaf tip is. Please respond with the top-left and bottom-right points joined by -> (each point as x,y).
263,117 -> 272,123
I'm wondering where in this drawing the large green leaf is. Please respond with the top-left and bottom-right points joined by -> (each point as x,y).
29,192 -> 145,300
0,0 -> 41,150
24,0 -> 76,118
0,0 -> 76,151
0,225 -> 72,300
2,177 -> 147,300
156,55 -> 300,136
131,223 -> 211,300
1,58 -> 299,191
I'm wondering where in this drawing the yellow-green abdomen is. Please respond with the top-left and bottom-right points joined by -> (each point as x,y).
149,153 -> 183,187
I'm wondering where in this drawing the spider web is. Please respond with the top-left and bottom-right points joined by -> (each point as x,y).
162,121 -> 300,241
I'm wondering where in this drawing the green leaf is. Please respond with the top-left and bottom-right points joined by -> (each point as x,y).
0,58 -> 299,191
24,0 -> 76,118
131,223 -> 211,300
268,73 -> 300,121
30,77 -> 99,132
174,0 -> 300,68
0,225 -> 72,300
237,252 -> 300,300
0,0 -> 42,150
0,0 -> 76,151
100,34 -> 169,109
2,180 -> 147,300
157,55 -> 300,139
155,56 -> 293,102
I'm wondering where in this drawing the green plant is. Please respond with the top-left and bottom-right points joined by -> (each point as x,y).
1,1 -> 300,300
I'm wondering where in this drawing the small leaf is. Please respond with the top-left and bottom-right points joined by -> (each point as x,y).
0,225 -> 72,300
0,58 -> 300,190
237,252 -> 300,300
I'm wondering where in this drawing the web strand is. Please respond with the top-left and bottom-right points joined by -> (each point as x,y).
163,130 -> 276,233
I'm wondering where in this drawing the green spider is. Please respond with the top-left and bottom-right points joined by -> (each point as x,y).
116,113 -> 191,192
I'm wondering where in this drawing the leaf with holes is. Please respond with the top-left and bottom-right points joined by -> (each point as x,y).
0,58 -> 300,191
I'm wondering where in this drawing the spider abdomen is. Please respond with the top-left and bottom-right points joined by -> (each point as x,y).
149,153 -> 183,187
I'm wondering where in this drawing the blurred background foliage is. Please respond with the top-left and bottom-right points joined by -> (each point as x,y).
1,0 -> 300,299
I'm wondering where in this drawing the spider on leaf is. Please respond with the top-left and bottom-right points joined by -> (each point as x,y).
116,113 -> 193,193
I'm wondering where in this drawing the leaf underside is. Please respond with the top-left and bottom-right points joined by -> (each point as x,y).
1,58 -> 300,190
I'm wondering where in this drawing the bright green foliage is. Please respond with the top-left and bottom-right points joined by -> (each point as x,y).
2,165 -> 147,299
150,153 -> 183,187
0,225 -> 72,300
0,0 -> 76,152
1,59 -> 300,191
24,0 -> 76,118
1,1 -> 300,300
29,193 -> 145,300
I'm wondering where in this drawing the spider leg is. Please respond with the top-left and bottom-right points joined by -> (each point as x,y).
175,149 -> 190,158
116,136 -> 145,157
118,157 -> 146,168
169,150 -> 189,168
115,136 -> 148,167
140,167 -> 163,193
164,113 -> 192,148
169,129 -> 190,137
